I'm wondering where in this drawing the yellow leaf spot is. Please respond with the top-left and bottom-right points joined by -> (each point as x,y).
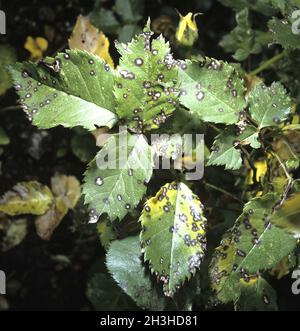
175,11 -> 201,47
68,15 -> 114,68
24,36 -> 48,60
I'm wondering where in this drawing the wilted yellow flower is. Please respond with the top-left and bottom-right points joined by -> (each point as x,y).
176,11 -> 202,47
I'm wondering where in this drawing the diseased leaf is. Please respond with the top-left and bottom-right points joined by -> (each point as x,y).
210,194 -> 297,305
34,174 -> 80,240
0,181 -> 53,216
248,82 -> 292,129
178,58 -> 246,125
114,22 -> 180,132
208,126 -> 261,170
50,173 -> 81,209
268,17 -> 300,50
83,132 -> 153,222
68,15 -> 114,67
271,192 -> 300,238
8,49 -> 118,131
35,196 -> 69,240
0,218 -> 28,252
236,277 -> 278,311
0,44 -> 17,95
140,182 -> 207,297
106,236 -> 166,310
230,194 -> 297,273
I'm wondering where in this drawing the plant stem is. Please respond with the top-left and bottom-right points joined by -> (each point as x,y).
0,105 -> 21,113
203,181 -> 244,204
249,51 -> 286,76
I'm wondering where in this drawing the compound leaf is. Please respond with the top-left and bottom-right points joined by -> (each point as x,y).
140,182 -> 207,297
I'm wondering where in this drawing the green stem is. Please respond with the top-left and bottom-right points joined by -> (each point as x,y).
0,105 -> 21,113
203,181 -> 244,204
249,51 -> 286,76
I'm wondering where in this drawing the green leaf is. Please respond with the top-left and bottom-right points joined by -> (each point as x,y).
106,236 -> 166,310
248,82 -> 292,129
114,22 -> 179,132
230,194 -> 297,273
118,24 -> 142,43
71,130 -> 98,163
218,0 -> 278,15
271,192 -> 300,238
178,58 -> 246,125
140,182 -> 207,297
236,277 -> 278,311
207,126 -> 261,170
115,0 -> 144,24
220,9 -> 267,61
97,220 -> 117,249
210,194 -> 297,304
1,218 -> 28,252
8,49 -> 118,131
86,272 -> 137,311
0,181 -> 53,216
89,6 -> 120,34
0,127 -> 10,146
0,44 -> 17,95
83,132 -> 153,222
268,17 -> 300,50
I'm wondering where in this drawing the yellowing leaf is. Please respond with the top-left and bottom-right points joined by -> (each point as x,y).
0,181 -> 53,216
271,192 -> 300,238
1,218 -> 28,252
176,12 -> 201,46
35,196 -> 69,241
50,173 -> 81,209
68,15 -> 114,67
24,36 -> 48,60
140,182 -> 207,296
269,255 -> 295,280
34,173 -> 81,240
